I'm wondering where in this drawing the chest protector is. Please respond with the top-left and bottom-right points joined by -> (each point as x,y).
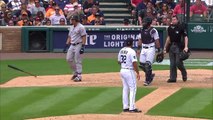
141,27 -> 155,44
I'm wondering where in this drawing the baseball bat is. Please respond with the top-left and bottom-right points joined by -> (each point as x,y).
8,65 -> 37,77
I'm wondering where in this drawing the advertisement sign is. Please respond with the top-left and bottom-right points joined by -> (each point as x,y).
51,28 -> 165,51
188,23 -> 213,49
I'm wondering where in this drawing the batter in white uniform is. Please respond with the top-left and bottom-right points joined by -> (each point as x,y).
118,38 -> 141,113
137,17 -> 161,86
65,15 -> 87,82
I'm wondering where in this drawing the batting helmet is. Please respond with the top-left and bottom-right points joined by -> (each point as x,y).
179,50 -> 191,61
71,15 -> 79,21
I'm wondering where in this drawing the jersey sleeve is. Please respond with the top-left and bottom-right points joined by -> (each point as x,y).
151,28 -> 159,40
181,25 -> 187,37
79,26 -> 87,36
130,50 -> 137,63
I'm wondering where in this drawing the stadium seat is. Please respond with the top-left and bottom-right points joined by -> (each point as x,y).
190,14 -> 205,22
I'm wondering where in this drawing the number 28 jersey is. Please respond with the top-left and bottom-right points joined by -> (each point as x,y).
118,47 -> 137,69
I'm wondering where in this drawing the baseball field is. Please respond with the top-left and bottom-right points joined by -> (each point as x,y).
0,53 -> 212,120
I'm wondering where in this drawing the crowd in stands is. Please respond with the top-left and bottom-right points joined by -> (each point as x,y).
129,0 -> 213,25
0,0 -> 212,26
0,0 -> 106,26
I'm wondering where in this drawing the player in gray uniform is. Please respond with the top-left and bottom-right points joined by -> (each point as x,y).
65,15 -> 87,82
137,17 -> 161,86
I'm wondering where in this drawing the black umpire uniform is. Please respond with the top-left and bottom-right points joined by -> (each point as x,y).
164,16 -> 188,83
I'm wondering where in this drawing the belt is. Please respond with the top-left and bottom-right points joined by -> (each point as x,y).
122,68 -> 134,70
171,42 -> 178,45
71,42 -> 82,46
143,46 -> 154,49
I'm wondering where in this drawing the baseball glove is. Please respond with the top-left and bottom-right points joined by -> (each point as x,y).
156,52 -> 164,63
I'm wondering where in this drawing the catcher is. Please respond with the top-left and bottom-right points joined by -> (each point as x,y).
137,17 -> 162,86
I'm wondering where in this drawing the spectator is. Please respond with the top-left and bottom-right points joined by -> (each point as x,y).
123,17 -> 130,26
27,0 -> 35,12
36,11 -> 45,23
87,5 -> 98,23
151,17 -> 160,25
45,18 -> 51,25
7,19 -> 15,26
0,0 -> 5,10
83,0 -> 99,16
46,3 -> 64,18
64,0 -> 82,17
160,15 -> 170,25
138,2 -> 156,25
134,0 -> 147,24
81,14 -> 91,25
7,0 -> 22,14
55,0 -> 69,10
30,0 -> 46,17
90,12 -> 105,25
173,0 -> 186,16
33,17 -> 42,26
157,3 -> 169,19
163,0 -> 176,9
1,3 -> 6,12
17,11 -> 31,26
59,17 -> 66,25
190,0 -> 207,17
49,5 -> 66,25
130,0 -> 142,22
12,14 -> 19,24
65,1 -> 83,20
87,5 -> 104,23
167,9 -> 173,19
15,3 -> 31,18
131,0 -> 142,9
3,10 -> 13,25
45,0 -> 55,11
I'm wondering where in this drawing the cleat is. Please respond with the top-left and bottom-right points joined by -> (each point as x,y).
129,108 -> 142,113
149,73 -> 155,84
71,75 -> 77,80
123,108 -> 129,112
73,76 -> 82,82
143,81 -> 149,86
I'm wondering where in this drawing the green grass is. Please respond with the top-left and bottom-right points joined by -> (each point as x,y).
0,58 -> 120,83
147,88 -> 213,119
1,58 -> 212,84
0,87 -> 155,120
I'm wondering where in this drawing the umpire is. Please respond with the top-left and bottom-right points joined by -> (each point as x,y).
163,15 -> 189,83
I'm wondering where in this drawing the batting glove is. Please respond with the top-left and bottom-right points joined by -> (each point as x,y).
79,45 -> 85,54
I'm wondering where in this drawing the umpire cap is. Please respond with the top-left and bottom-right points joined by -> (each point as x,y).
71,15 -> 79,21
125,38 -> 133,46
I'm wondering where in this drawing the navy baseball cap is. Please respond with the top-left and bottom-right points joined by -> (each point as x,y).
71,15 -> 79,21
126,38 -> 133,46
